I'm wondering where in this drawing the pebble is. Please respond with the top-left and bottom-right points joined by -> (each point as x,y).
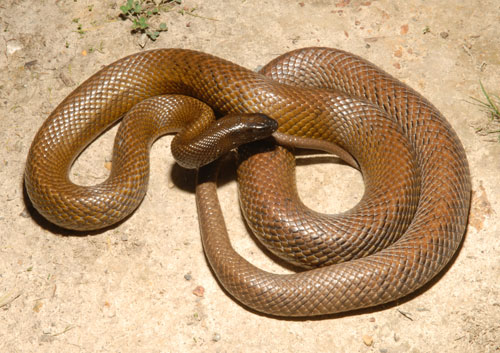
59,72 -> 75,87
363,334 -> 373,346
192,285 -> 204,297
212,332 -> 221,342
6,39 -> 22,55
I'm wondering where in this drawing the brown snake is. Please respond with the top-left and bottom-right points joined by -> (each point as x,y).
25,47 -> 471,316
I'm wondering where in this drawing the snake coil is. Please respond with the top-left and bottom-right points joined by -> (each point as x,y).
25,48 -> 471,316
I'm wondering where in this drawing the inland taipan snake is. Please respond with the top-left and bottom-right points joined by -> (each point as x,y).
25,47 -> 471,316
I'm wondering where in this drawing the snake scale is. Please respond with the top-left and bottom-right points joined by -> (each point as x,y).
25,47 -> 471,316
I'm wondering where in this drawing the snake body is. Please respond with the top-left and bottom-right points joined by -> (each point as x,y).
25,48 -> 471,316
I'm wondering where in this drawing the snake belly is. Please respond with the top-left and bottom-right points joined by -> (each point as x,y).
25,47 -> 471,316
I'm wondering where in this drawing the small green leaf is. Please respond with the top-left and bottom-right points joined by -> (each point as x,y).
120,5 -> 130,14
138,17 -> 148,29
133,2 -> 142,14
159,22 -> 167,30
148,31 -> 160,40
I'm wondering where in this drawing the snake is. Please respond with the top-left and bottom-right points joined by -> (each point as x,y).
25,47 -> 471,317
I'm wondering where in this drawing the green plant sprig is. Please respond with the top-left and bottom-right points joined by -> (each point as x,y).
119,0 -> 175,41
475,81 -> 500,120
469,81 -> 500,141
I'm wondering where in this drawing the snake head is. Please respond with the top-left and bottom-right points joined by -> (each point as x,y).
224,113 -> 278,144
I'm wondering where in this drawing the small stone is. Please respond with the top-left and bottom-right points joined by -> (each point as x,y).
184,273 -> 192,281
6,40 -> 22,55
212,332 -> 221,342
137,33 -> 148,48
192,285 -> 204,297
24,60 -> 38,69
33,300 -> 43,313
440,31 -> 449,39
363,335 -> 373,346
59,72 -> 75,87
39,333 -> 54,343
121,233 -> 128,241
19,208 -> 30,218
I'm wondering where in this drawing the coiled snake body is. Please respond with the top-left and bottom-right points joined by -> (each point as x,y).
25,48 -> 471,316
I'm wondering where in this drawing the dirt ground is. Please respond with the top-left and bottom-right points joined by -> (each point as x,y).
1,0 -> 499,352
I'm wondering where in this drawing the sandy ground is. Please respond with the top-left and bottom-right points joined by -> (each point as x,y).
1,0 -> 499,352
